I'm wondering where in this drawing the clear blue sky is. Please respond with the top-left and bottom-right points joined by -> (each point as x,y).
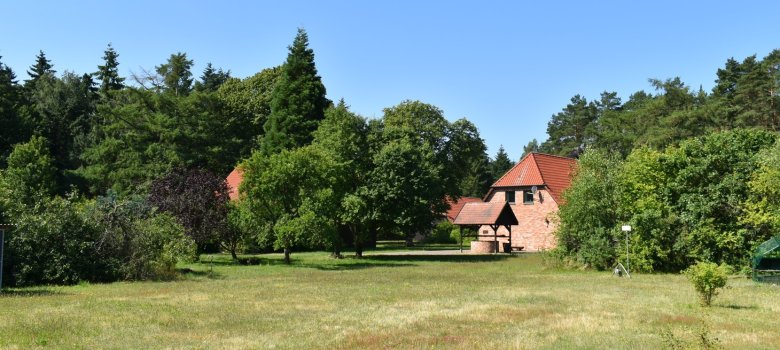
2,1 -> 779,160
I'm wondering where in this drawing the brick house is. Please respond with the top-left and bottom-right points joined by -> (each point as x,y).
477,152 -> 577,252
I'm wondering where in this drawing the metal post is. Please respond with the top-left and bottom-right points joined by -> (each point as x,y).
626,230 -> 629,275
459,227 -> 463,253
621,225 -> 632,276
0,228 -> 4,291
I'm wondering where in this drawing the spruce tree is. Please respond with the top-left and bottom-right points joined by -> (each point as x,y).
0,56 -> 25,163
155,52 -> 194,96
490,145 -> 514,182
521,138 -> 540,158
25,50 -> 55,88
261,28 -> 330,154
194,63 -> 231,92
95,43 -> 125,96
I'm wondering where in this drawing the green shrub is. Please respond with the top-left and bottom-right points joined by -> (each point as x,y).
4,196 -> 111,286
86,193 -> 196,281
425,221 -> 457,244
451,226 -> 475,244
124,214 -> 196,280
684,261 -> 730,306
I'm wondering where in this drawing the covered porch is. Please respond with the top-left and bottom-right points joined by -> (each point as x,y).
453,201 -> 519,253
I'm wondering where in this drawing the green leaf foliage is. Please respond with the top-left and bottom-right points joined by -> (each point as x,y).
557,129 -> 776,272
241,145 -> 344,262
684,261 -> 730,307
555,149 -> 622,270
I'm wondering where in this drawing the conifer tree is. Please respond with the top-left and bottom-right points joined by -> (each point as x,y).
95,44 -> 125,96
25,50 -> 55,89
260,28 -> 330,154
0,56 -> 25,163
155,52 -> 194,96
490,145 -> 513,182
194,63 -> 230,92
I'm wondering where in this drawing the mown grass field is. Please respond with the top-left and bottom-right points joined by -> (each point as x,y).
0,245 -> 778,349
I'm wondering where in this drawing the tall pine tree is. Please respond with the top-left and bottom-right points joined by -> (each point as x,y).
156,52 -> 194,96
95,43 -> 125,96
0,56 -> 26,164
194,63 -> 231,92
260,28 -> 330,154
25,50 -> 55,90
490,145 -> 513,183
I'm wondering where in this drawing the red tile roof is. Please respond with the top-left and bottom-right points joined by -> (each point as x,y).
445,196 -> 483,222
454,202 -> 518,225
490,153 -> 577,204
226,167 -> 244,201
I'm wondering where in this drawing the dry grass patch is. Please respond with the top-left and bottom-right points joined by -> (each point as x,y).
0,252 -> 778,349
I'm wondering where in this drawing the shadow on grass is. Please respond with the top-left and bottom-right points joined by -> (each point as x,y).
369,241 -> 466,252
297,262 -> 417,271
178,268 -> 225,280
720,304 -> 758,310
0,288 -> 63,297
363,254 -> 513,263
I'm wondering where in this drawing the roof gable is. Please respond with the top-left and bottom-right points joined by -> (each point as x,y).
489,152 -> 576,203
453,202 -> 518,226
445,196 -> 483,222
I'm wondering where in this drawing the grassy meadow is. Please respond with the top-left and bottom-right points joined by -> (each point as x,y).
0,244 -> 778,349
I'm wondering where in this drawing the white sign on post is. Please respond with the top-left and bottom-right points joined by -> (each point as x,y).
621,225 -> 632,232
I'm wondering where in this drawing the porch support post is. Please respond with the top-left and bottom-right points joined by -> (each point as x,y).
490,224 -> 499,253
506,224 -> 512,254
459,226 -> 463,253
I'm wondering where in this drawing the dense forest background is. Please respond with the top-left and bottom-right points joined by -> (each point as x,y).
1,27 -> 779,284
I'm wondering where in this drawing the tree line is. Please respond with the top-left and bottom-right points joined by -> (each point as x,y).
0,29 -> 516,285
535,50 -> 780,158
545,50 -> 780,272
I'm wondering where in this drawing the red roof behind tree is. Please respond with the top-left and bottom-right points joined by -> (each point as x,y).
445,196 -> 482,222
489,153 -> 576,203
226,167 -> 244,201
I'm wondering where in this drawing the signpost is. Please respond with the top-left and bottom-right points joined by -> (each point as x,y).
0,224 -> 15,291
621,225 -> 631,274
0,226 -> 4,290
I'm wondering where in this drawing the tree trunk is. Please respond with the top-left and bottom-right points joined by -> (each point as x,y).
230,248 -> 238,261
355,243 -> 363,258
283,248 -> 291,264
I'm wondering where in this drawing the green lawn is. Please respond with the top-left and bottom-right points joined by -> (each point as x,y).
0,250 -> 777,349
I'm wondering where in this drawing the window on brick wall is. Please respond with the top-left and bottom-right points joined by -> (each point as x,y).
505,190 -> 515,203
523,190 -> 534,204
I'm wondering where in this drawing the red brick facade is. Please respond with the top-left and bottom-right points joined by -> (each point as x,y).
476,153 -> 576,252
478,188 -> 559,251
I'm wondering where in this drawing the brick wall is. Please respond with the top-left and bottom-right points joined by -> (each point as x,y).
478,188 -> 558,252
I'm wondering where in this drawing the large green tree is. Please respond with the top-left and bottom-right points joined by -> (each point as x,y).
365,138 -> 447,243
0,57 -> 27,164
194,63 -> 231,92
95,43 -> 125,97
540,95 -> 597,157
155,52 -> 194,96
312,100 -> 372,255
241,146 -> 344,263
490,145 -> 513,183
260,28 -> 330,154
25,50 -> 55,90
555,149 -> 622,270
447,118 -> 491,197
217,66 -> 281,162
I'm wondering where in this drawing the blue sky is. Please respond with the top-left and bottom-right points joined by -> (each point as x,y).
2,1 -> 779,160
